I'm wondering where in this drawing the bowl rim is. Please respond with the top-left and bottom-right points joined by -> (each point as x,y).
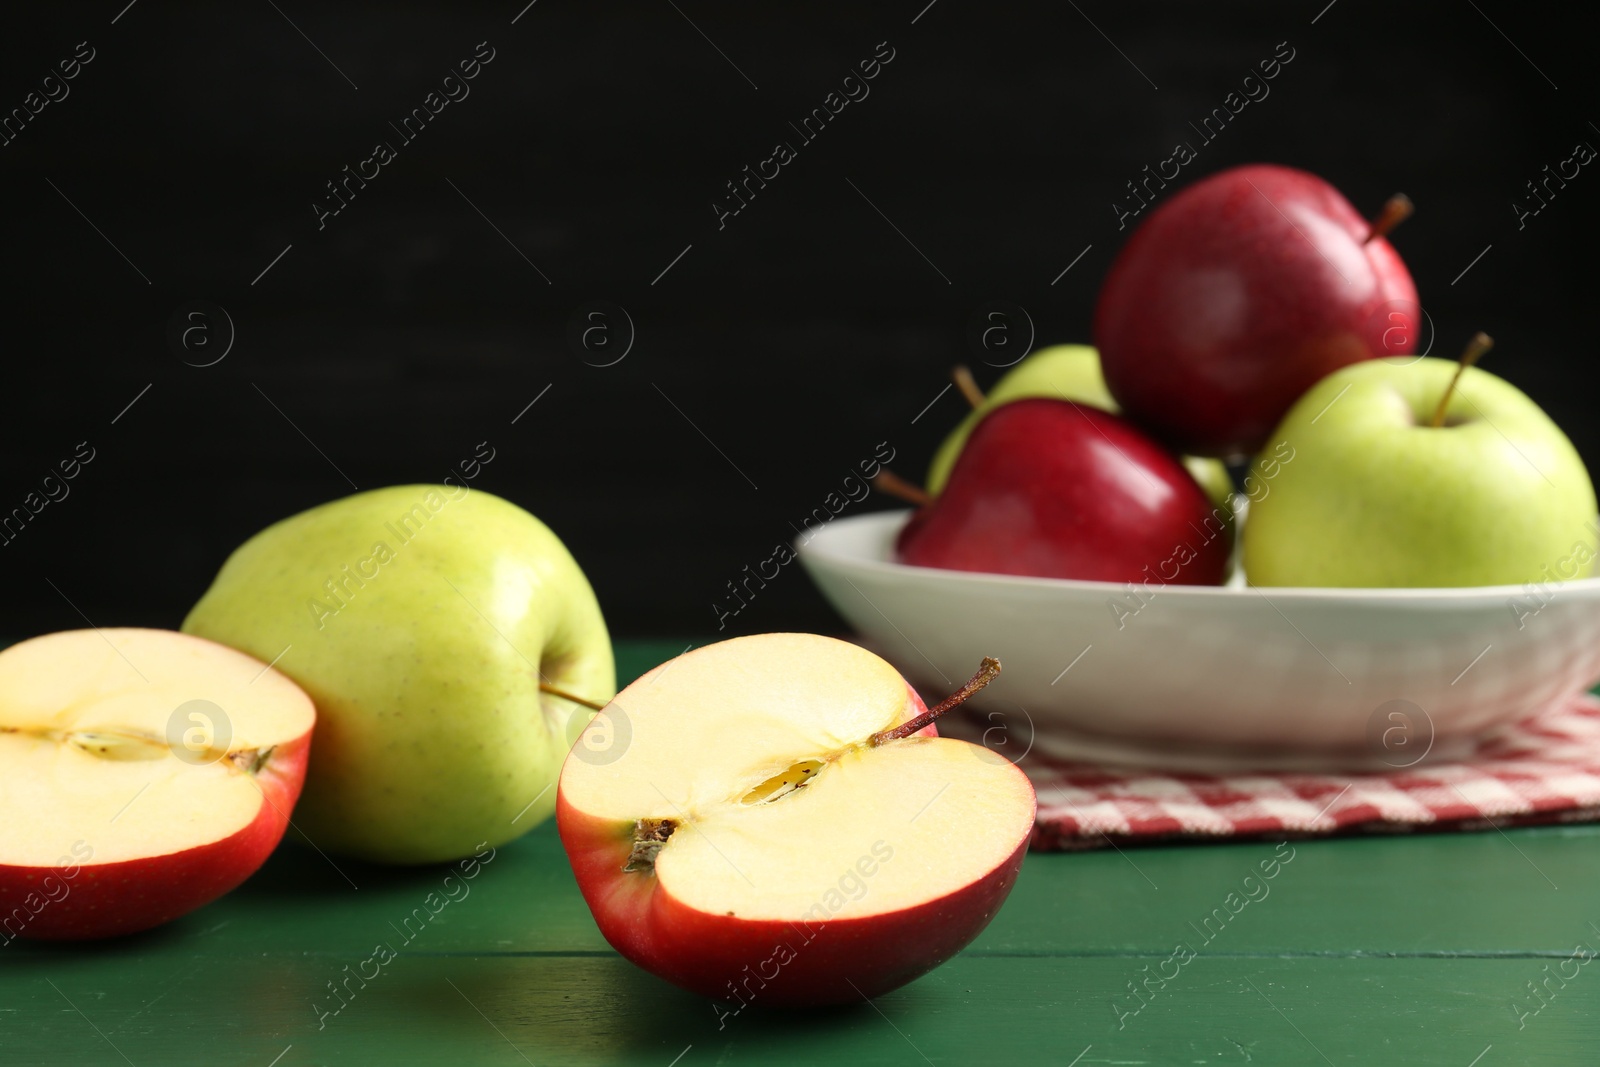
796,509 -> 1600,603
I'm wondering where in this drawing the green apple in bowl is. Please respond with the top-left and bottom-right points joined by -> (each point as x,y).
183,485 -> 614,864
1244,353 -> 1597,587
927,344 -> 1233,511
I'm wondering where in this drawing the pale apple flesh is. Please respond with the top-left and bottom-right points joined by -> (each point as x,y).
557,634 -> 1036,1005
0,629 -> 315,940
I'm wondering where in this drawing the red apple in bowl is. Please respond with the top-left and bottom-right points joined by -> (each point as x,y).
0,628 -> 315,941
1095,163 -> 1419,458
557,634 -> 1035,1005
896,397 -> 1231,586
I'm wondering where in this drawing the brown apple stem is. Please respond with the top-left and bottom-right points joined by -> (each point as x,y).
952,365 -> 986,409
869,657 -> 1001,745
1365,193 -> 1414,244
539,681 -> 607,711
871,469 -> 934,508
1428,331 -> 1494,429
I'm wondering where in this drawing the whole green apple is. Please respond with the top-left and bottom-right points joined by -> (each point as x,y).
1244,357 -> 1598,587
183,485 -> 614,864
927,345 -> 1233,511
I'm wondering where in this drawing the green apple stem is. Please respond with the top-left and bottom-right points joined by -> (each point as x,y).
871,469 -> 934,508
1428,332 -> 1494,429
869,657 -> 1001,745
1365,193 -> 1414,244
952,365 -> 986,409
539,681 -> 606,712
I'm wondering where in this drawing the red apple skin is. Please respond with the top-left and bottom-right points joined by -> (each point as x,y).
556,683 -> 1033,1005
558,803 -> 1027,1005
1096,163 -> 1419,458
0,732 -> 311,941
896,398 -> 1231,585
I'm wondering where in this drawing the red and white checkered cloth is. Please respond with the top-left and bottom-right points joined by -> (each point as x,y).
949,692 -> 1600,850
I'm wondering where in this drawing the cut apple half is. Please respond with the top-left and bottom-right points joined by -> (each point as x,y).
557,633 -> 1036,1005
0,628 -> 315,941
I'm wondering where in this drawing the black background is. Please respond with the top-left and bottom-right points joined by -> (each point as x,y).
1,0 -> 1595,639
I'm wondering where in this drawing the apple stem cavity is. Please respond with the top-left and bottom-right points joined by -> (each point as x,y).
1365,193 -> 1414,244
952,365 -> 986,409
234,746 -> 273,775
539,681 -> 607,712
624,817 -> 677,873
870,657 -> 1001,746
871,469 -> 934,508
1429,331 -> 1495,429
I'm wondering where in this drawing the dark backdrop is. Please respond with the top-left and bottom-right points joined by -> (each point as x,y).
1,0 -> 1595,639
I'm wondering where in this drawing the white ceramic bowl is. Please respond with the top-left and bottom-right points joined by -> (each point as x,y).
797,509 -> 1600,771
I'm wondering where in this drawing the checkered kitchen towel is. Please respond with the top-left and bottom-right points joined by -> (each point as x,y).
954,692 -> 1600,850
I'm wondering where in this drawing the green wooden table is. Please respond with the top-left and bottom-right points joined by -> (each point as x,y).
4,640 -> 1598,1065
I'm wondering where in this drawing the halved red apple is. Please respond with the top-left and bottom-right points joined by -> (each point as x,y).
0,628 -> 315,941
557,633 -> 1036,1005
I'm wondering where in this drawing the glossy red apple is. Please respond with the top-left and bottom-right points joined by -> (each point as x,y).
1096,163 -> 1419,458
0,629 -> 314,941
557,634 -> 1035,1006
897,397 -> 1231,585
